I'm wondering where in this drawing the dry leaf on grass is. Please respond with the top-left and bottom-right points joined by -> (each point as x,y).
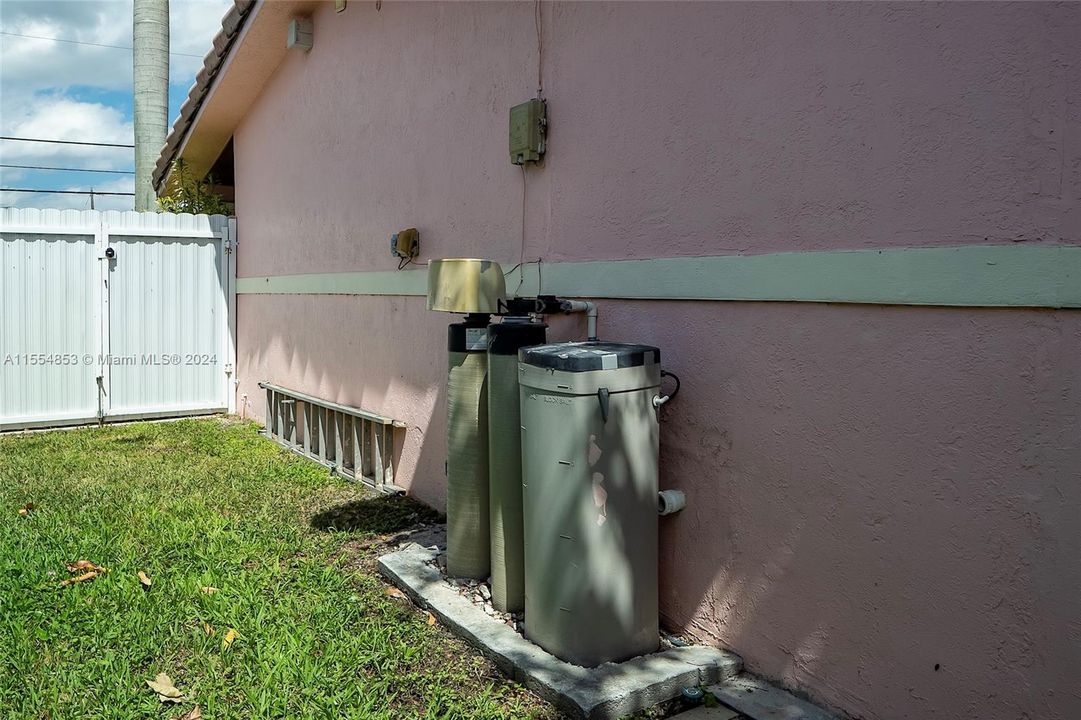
17,502 -> 34,517
138,571 -> 152,589
202,622 -> 214,636
200,586 -> 218,595
59,571 -> 98,587
146,672 -> 185,703
384,587 -> 406,600
426,612 -> 437,626
60,560 -> 108,586
221,628 -> 239,650
172,707 -> 202,720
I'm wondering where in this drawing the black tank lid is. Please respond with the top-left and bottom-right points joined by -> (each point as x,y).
488,319 -> 547,355
448,315 -> 490,353
519,341 -> 660,372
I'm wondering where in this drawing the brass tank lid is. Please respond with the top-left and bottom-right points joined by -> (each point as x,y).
427,258 -> 506,314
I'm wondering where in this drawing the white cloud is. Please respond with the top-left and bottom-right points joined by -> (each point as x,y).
1,0 -> 233,209
0,0 -> 232,91
1,94 -> 134,166
1,1 -> 133,92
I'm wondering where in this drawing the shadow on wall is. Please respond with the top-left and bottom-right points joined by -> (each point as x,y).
550,308 -> 834,703
515,356 -> 832,720
601,301 -> 1081,720
562,302 -> 877,713
240,294 -> 452,507
239,294 -> 1081,720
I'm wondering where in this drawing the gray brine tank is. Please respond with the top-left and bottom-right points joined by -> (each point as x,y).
519,341 -> 662,667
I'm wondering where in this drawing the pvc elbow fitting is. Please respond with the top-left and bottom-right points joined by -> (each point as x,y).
658,489 -> 686,515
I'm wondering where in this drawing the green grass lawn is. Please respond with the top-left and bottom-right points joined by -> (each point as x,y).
0,418 -> 558,720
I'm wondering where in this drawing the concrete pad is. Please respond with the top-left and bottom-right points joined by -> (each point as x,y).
706,676 -> 839,720
378,544 -> 743,720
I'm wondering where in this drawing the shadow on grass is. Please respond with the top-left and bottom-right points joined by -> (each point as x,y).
311,494 -> 444,535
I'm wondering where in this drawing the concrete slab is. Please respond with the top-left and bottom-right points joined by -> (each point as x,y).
706,676 -> 839,720
378,543 -> 743,720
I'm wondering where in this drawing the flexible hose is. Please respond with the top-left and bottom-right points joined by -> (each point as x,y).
661,370 -> 681,400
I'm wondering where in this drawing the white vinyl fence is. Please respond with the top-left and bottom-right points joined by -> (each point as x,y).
0,209 -> 236,431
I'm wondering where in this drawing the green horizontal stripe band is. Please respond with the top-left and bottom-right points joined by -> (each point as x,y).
235,245 -> 1081,308
237,269 -> 429,295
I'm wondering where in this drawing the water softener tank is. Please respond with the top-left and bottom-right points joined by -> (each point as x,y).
487,318 -> 547,613
446,314 -> 492,579
519,341 -> 662,666
428,259 -> 506,581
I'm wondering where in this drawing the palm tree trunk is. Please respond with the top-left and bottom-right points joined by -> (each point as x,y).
133,0 -> 169,211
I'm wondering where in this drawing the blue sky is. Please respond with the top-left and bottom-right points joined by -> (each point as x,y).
0,0 -> 233,210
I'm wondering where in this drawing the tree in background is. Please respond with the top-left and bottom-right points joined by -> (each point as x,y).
157,159 -> 231,215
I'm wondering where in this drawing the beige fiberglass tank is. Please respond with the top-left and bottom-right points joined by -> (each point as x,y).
446,315 -> 492,578
519,341 -> 662,667
428,259 -> 506,580
487,318 -> 547,612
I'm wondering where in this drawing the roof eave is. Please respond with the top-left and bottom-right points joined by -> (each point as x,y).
152,0 -> 258,192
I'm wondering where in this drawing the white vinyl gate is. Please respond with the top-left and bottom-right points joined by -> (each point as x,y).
0,209 -> 236,431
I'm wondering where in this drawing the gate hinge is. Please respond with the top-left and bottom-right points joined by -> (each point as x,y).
225,363 -> 234,375
224,240 -> 234,255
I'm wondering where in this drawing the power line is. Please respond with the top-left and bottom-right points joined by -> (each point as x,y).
1,164 -> 134,175
1,188 -> 135,197
0,136 -> 134,148
0,30 -> 203,58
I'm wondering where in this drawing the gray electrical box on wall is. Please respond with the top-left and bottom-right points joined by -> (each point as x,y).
510,98 -> 546,165
287,18 -> 313,51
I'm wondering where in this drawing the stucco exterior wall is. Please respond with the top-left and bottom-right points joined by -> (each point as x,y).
231,2 -> 1081,719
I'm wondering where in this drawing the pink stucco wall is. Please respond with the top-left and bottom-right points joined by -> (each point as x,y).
232,3 -> 1081,719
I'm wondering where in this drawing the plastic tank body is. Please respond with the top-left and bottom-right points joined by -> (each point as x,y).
519,341 -> 661,667
446,315 -> 491,579
487,318 -> 547,612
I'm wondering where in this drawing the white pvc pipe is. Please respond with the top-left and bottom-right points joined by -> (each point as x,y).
658,489 -> 686,515
564,300 -> 598,340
